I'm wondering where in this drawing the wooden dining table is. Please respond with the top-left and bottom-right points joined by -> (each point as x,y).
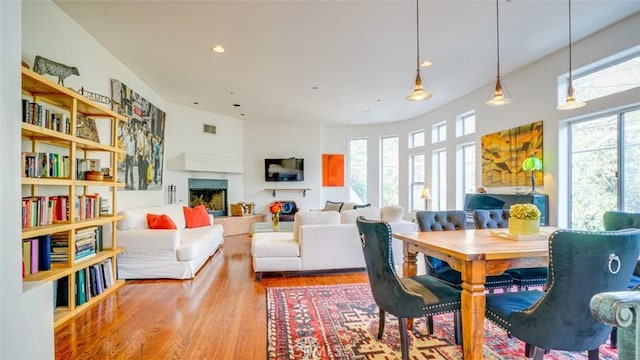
393,227 -> 559,360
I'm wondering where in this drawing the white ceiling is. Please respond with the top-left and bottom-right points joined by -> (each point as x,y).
53,0 -> 640,125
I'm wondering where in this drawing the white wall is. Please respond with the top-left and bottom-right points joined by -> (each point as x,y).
244,121 -> 322,213
2,1 -> 55,359
163,102 -> 245,206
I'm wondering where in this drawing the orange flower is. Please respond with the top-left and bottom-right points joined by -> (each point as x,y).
269,202 -> 283,214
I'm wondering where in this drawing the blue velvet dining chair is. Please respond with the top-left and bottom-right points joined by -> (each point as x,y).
355,217 -> 462,360
416,210 -> 514,292
473,209 -> 548,290
602,211 -> 640,348
484,229 -> 640,360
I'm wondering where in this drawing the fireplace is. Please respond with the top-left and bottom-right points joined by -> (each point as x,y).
188,178 -> 228,217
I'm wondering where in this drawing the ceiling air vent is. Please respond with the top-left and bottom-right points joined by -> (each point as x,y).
203,124 -> 216,134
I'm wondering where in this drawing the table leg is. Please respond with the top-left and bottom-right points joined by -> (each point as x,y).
403,243 -> 418,328
461,260 -> 487,360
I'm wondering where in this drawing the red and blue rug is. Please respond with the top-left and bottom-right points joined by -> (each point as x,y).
267,283 -> 618,360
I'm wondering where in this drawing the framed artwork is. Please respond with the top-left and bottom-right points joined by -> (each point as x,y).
322,154 -> 344,187
481,120 -> 543,187
110,79 -> 166,191
76,113 -> 100,143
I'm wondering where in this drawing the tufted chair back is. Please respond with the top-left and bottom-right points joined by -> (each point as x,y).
487,229 -> 640,356
415,210 -> 467,232
473,209 -> 509,229
604,211 -> 640,231
415,211 -> 467,273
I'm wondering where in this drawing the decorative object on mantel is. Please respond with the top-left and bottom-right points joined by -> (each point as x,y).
269,201 -> 283,230
509,203 -> 541,235
481,120 -> 543,187
557,0 -> 586,111
406,0 -> 432,101
486,0 -> 513,106
522,155 -> 543,194
32,55 -> 79,85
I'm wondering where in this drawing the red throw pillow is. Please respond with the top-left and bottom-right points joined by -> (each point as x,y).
147,213 -> 177,230
183,205 -> 211,228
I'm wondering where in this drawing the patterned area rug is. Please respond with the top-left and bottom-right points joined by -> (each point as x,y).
266,284 -> 618,360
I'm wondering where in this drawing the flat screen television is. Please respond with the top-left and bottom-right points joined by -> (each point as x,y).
265,158 -> 304,182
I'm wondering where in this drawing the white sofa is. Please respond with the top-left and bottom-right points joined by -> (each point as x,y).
251,206 -> 419,280
116,203 -> 224,279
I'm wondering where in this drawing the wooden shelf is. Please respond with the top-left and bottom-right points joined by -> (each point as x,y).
20,67 -> 126,329
265,188 -> 311,197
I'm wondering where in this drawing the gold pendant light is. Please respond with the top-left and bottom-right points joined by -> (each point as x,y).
557,0 -> 585,110
487,0 -> 513,106
407,0 -> 432,101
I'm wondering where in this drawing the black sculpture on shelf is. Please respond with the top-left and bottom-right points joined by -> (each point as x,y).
33,55 -> 79,85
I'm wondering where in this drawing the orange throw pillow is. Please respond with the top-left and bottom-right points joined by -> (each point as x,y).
147,213 -> 177,230
183,205 -> 211,228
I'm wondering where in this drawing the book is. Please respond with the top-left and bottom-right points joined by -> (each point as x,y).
29,238 -> 39,275
38,234 -> 51,271
76,270 -> 86,305
22,240 -> 31,277
56,276 -> 69,307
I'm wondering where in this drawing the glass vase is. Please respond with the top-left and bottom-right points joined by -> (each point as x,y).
272,212 -> 280,231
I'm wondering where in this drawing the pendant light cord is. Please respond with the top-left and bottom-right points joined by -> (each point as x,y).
568,0 -> 573,78
415,0 -> 420,70
495,0 -> 501,76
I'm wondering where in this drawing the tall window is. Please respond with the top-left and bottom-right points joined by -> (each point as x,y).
432,121 -> 446,144
458,143 -> 476,206
432,149 -> 447,210
409,153 -> 425,211
568,107 -> 640,230
456,111 -> 476,137
349,138 -> 368,203
409,130 -> 425,148
381,136 -> 399,206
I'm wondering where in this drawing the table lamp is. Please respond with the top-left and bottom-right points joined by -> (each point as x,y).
421,186 -> 432,210
522,156 -> 542,194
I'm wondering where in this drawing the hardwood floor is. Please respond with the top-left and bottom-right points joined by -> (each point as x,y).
55,234 -> 368,359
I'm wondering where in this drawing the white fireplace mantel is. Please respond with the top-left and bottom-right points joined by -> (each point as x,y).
166,153 -> 243,174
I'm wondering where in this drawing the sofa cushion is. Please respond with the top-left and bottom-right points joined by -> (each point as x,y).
183,205 -> 211,228
322,201 -> 344,212
177,227 -> 216,261
147,213 -> 178,229
340,207 -> 381,224
293,210 -> 340,242
117,206 -> 163,230
381,205 -> 404,223
252,233 -> 300,258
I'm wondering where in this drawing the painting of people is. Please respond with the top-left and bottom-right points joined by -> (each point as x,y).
111,79 -> 166,191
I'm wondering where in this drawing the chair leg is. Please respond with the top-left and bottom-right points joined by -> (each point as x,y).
610,327 -> 617,349
399,317 -> 409,360
377,308 -> 386,339
531,346 -> 545,360
426,315 -> 434,334
453,312 -> 462,345
525,343 -> 533,357
587,348 -> 599,360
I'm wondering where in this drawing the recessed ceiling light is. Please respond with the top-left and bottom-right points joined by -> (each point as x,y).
211,45 -> 225,54
193,101 -> 199,105
421,60 -> 433,67
233,104 -> 240,107
311,86 -> 318,90
363,109 -> 370,113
